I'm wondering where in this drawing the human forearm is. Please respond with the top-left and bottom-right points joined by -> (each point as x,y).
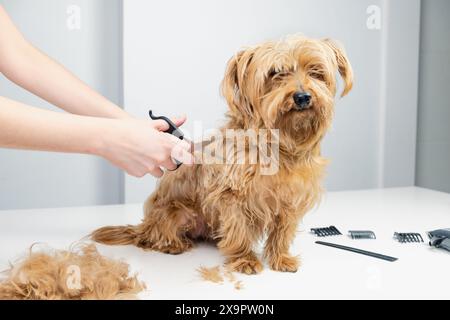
0,96 -> 193,177
0,6 -> 129,119
0,96 -> 107,154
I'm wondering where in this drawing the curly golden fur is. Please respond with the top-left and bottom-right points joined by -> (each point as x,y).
92,35 -> 353,274
0,243 -> 145,300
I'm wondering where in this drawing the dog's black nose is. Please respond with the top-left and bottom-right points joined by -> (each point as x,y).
293,92 -> 312,110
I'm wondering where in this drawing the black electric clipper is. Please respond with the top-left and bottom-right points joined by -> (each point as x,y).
428,228 -> 450,252
149,110 -> 185,170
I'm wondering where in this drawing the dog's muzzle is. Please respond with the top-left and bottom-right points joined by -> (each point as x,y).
293,92 -> 312,110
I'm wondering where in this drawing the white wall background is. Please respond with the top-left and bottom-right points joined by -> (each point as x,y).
123,0 -> 421,203
0,0 -> 124,210
0,0 -> 428,209
416,0 -> 450,193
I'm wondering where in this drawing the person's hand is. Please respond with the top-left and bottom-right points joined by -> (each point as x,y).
96,116 -> 194,178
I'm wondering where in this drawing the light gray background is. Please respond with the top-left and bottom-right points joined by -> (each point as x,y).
0,0 -> 448,209
381,0 -> 421,188
122,0 -> 421,202
416,0 -> 450,193
0,0 -> 123,209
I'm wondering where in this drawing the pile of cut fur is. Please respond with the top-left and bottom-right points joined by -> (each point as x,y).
0,243 -> 145,300
197,265 -> 244,290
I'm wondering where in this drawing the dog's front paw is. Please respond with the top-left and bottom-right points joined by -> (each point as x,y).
269,254 -> 299,273
226,253 -> 263,275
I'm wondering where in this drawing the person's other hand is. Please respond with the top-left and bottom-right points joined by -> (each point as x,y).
96,116 -> 193,178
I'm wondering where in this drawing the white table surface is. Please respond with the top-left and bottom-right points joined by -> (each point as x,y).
0,187 -> 449,300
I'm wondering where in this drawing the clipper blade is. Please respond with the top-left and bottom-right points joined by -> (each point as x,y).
311,226 -> 342,237
394,232 -> 424,243
349,230 -> 376,240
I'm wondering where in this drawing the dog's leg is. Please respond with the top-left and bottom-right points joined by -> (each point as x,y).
136,206 -> 195,254
264,212 -> 300,272
217,211 -> 263,275
133,167 -> 203,254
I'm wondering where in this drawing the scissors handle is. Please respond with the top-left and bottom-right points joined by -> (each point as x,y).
149,110 -> 183,170
149,110 -> 185,139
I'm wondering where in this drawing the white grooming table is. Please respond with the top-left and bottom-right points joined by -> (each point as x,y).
0,187 -> 449,300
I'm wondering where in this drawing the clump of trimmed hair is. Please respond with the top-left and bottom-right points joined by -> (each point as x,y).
197,265 -> 244,290
0,243 -> 145,300
197,266 -> 224,284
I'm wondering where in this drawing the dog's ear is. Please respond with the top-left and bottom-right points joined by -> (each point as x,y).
322,39 -> 353,97
221,49 -> 255,123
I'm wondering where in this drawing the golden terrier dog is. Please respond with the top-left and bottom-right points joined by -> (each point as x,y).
92,35 -> 353,274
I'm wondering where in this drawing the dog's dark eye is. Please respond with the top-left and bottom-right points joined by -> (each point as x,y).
268,70 -> 279,78
269,70 -> 288,79
309,71 -> 325,82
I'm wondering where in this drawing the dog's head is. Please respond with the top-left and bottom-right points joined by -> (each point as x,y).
222,35 -> 353,149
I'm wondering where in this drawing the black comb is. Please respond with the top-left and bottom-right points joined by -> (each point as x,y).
316,241 -> 398,262
394,232 -> 424,243
311,226 -> 342,237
